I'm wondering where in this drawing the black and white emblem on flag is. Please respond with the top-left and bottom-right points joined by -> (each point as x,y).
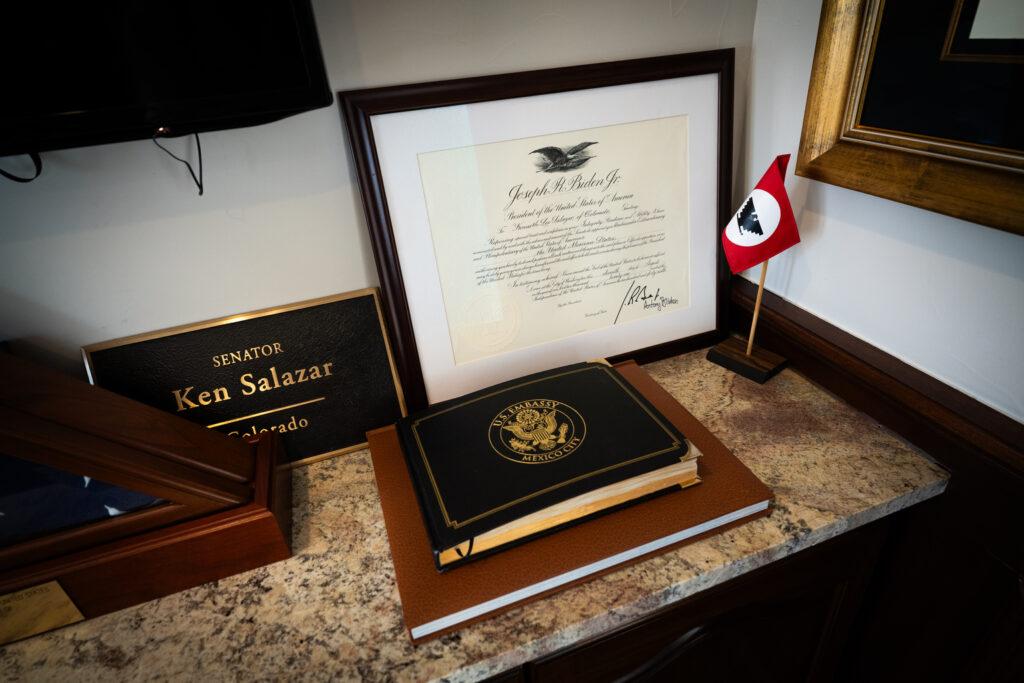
724,189 -> 781,248
736,197 -> 762,235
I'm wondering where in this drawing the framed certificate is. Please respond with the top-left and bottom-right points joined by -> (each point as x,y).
341,50 -> 734,409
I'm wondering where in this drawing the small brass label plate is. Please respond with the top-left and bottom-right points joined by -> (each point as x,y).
0,581 -> 84,645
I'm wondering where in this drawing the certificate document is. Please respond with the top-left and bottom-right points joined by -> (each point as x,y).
417,115 -> 691,365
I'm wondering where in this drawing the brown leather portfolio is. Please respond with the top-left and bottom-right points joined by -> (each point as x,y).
367,360 -> 773,644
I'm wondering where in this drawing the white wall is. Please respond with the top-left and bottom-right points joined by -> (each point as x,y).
2,0 -> 1020,424
744,0 -> 1024,422
0,0 -> 756,372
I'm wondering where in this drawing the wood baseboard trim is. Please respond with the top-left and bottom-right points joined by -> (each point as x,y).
729,278 -> 1023,482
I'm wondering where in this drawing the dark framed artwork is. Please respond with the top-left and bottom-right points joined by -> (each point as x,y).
797,0 -> 1024,234
340,50 -> 734,409
941,0 -> 1024,63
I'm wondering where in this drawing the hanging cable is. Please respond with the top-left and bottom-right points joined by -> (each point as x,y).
152,132 -> 204,195
0,152 -> 42,183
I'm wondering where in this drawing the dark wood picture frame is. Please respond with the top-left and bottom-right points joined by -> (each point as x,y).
797,0 -> 1024,235
340,50 -> 735,410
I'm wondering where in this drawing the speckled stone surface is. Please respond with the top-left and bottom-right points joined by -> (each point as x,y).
0,351 -> 948,682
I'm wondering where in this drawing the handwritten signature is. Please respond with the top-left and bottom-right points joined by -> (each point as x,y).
614,280 -> 680,323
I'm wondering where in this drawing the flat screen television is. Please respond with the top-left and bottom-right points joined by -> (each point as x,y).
1,0 -> 332,157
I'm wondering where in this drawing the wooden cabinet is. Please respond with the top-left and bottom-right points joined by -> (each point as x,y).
497,495 -> 1021,682
727,278 -> 1024,683
841,496 -> 1024,683
510,522 -> 886,682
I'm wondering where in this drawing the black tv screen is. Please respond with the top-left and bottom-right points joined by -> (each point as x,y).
2,0 -> 332,156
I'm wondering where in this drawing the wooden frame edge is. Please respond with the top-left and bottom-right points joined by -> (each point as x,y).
796,0 -> 1024,235
0,433 -> 291,621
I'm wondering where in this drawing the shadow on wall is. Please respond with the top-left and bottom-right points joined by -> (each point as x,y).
0,286 -> 91,379
798,178 -> 1024,281
729,43 -> 753,208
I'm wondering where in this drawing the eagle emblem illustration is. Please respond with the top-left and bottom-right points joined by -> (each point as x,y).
530,141 -> 597,173
502,408 -> 569,453
489,400 -> 585,464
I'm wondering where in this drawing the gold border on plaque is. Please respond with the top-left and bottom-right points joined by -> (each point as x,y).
82,287 -> 407,468
411,364 -> 691,529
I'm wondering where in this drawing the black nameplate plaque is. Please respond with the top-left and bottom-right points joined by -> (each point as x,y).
84,289 -> 405,466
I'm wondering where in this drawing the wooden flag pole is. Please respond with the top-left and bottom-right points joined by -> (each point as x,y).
706,257 -> 785,383
745,259 -> 769,356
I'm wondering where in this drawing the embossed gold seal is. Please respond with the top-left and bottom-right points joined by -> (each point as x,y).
488,399 -> 586,464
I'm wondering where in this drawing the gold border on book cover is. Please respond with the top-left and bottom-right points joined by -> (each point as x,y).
412,364 -> 688,529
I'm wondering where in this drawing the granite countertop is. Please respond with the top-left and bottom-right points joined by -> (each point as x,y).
0,350 -> 948,682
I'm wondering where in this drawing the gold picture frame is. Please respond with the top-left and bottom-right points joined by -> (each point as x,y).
796,0 -> 1024,235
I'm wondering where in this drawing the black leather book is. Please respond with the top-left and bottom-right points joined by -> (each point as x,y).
396,362 -> 699,570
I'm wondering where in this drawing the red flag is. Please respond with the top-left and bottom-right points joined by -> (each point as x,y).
721,154 -> 800,274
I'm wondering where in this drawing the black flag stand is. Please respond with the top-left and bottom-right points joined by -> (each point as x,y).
707,259 -> 787,383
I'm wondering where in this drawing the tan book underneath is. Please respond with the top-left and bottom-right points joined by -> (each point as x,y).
368,360 -> 775,644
